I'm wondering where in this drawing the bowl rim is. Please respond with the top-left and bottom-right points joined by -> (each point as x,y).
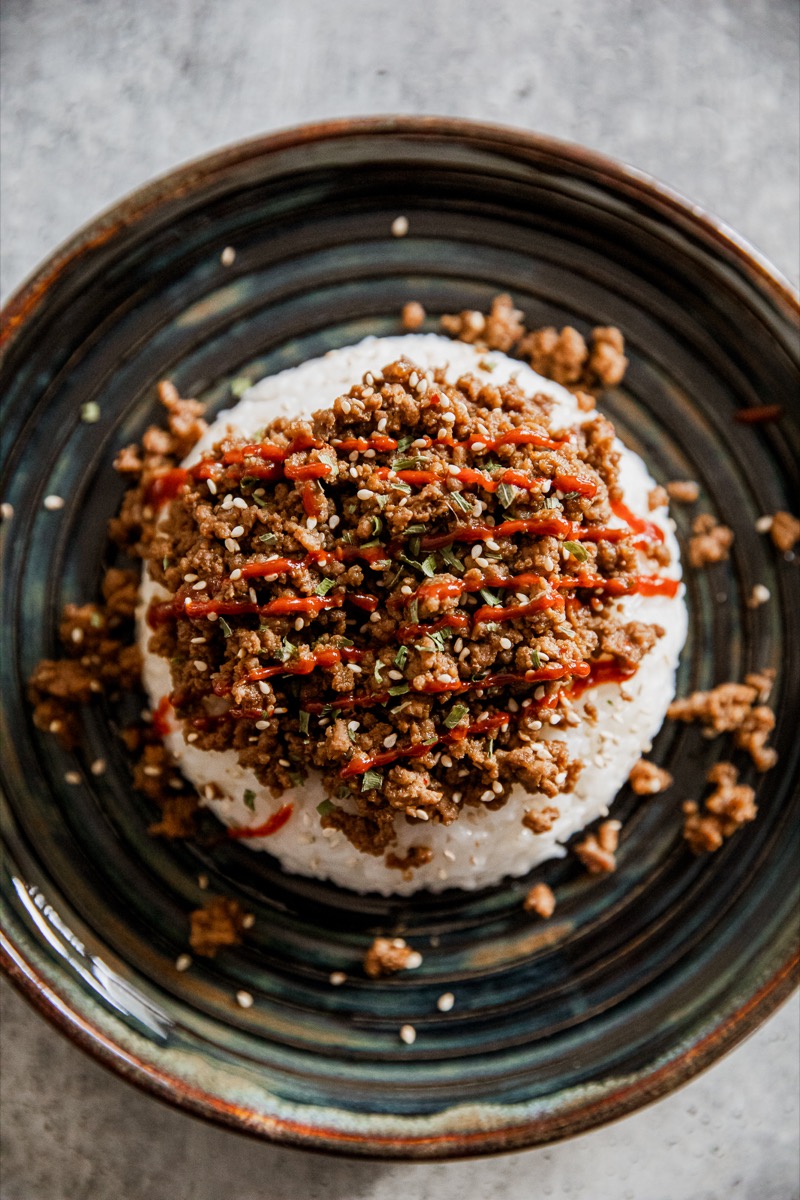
1,115 -> 798,1159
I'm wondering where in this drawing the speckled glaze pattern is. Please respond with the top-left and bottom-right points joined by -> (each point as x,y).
1,119 -> 798,1159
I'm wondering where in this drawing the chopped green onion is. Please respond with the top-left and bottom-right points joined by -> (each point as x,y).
444,703 -> 469,728
497,482 -> 518,509
251,493 -> 269,508
317,799 -> 335,817
404,524 -> 426,534
162,557 -> 169,571
409,598 -> 419,623
373,659 -> 384,683
409,536 -> 421,557
449,492 -> 472,513
376,494 -> 387,509
397,434 -> 414,452
439,545 -> 464,574
243,788 -> 256,811
392,480 -> 412,494
394,646 -> 408,669
479,588 -> 500,606
561,491 -> 581,501
361,769 -> 383,791
219,617 -> 233,637
531,649 -> 542,669
420,555 -> 437,577
389,682 -> 409,696
371,515 -> 383,536
563,541 -> 589,562
487,738 -> 495,758
258,532 -> 277,544
298,710 -> 310,735
230,375 -> 252,398
289,771 -> 303,787
315,577 -> 336,595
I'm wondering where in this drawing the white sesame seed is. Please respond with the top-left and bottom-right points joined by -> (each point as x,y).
481,789 -> 495,802
258,681 -> 270,695
507,697 -> 519,713
221,246 -> 236,266
255,720 -> 269,730
550,714 -> 562,725
43,494 -> 64,511
340,398 -> 352,414
236,990 -> 254,1008
499,637 -> 513,650
192,580 -> 206,591
471,442 -> 486,453
416,377 -> 429,395
294,617 -> 305,631
207,479 -> 217,495
64,770 -> 82,785
399,1023 -> 416,1044
175,953 -> 192,972
485,538 -> 500,551
71,628 -> 83,644
186,731 -> 199,742
349,663 -> 363,673
516,592 -> 528,603
224,538 -> 237,553
437,992 -> 455,1012
229,568 -> 242,581
442,411 -> 456,425
447,464 -> 460,476
248,587 -> 257,603
391,215 -> 409,237
329,971 -> 346,986
534,685 -> 546,699
349,467 -> 358,479
383,733 -> 398,748
357,488 -> 373,501
755,515 -> 773,532
492,780 -> 504,794
376,417 -> 387,432
471,544 -> 483,559
232,496 -> 247,510
441,754 -> 453,768
90,758 -> 106,776
194,660 -> 207,672
0,502 -> 13,520
231,524 -> 245,537
184,573 -> 198,582
190,636 -> 206,644
749,583 -> 771,606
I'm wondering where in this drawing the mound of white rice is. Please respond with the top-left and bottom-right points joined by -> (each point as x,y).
137,335 -> 687,896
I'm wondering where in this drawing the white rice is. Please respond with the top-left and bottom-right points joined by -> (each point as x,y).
137,335 -> 687,896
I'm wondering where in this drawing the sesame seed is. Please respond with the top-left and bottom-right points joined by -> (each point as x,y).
349,663 -> 363,673
257,681 -> 269,695
499,637 -> 512,649
492,781 -> 503,794
329,514 -> 340,529
507,697 -> 519,713
71,628 -> 83,644
471,441 -> 486,453
400,585 -> 413,595
349,467 -> 358,479
186,732 -> 199,742
364,448 -> 376,459
391,215 -> 409,237
441,754 -> 453,768
471,545 -> 483,559
329,971 -> 346,986
749,583 -> 771,606
485,538 -> 500,551
192,580 -> 206,590
383,733 -> 398,748
225,538 -> 238,553
1,502 -> 13,520
194,660 -> 208,672
447,464 -> 460,476
231,524 -> 245,537
221,494 -> 233,509
236,990 -> 254,1008
377,418 -> 387,432
340,399 -> 352,414
206,478 -> 218,495
357,488 -> 373,500
175,954 -> 192,972
294,618 -> 304,631
416,377 -> 428,395
190,636 -> 206,644
232,496 -> 247,509
249,587 -> 257,603
43,494 -> 64,511
755,515 -> 773,532
437,992 -> 455,1012
362,386 -> 375,398
221,246 -> 236,265
242,913 -> 255,929
184,573 -> 199,582
306,517 -> 318,530
399,1023 -> 416,1044
230,568 -> 242,581
64,770 -> 82,785
255,720 -> 269,730
90,758 -> 106,776
442,411 -> 456,425
481,789 -> 495,802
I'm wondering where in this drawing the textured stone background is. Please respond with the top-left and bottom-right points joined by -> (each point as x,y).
1,1 -> 798,1197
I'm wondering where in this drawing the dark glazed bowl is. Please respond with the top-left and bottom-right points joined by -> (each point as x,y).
1,118 -> 798,1158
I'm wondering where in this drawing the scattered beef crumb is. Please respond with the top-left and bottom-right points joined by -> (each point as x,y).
384,845 -> 434,875
744,668 -> 775,703
148,795 -> 199,839
666,480 -> 700,504
517,325 -> 588,386
768,510 -> 800,553
682,762 -> 757,854
189,896 -> 249,957
648,485 -> 669,511
574,830 -> 617,874
482,293 -> 526,352
524,882 -> 556,918
629,758 -> 674,796
597,819 -> 621,853
575,390 -> 596,412
688,513 -> 734,568
667,676 -> 778,772
586,326 -> 628,387
522,805 -> 560,833
401,301 -> 426,331
363,936 -> 423,978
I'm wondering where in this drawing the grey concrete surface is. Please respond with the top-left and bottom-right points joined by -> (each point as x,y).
1,1 -> 798,1197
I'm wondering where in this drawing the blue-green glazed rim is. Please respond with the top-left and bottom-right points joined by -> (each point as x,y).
1,117 -> 798,1159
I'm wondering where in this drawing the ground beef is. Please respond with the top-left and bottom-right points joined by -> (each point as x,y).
667,677 -> 778,772
363,936 -> 423,978
401,301 -> 426,331
682,762 -> 757,854
688,513 -> 734,568
768,510 -> 800,553
573,823 -> 618,874
524,882 -> 555,917
188,896 -> 250,957
648,485 -> 669,511
666,480 -> 700,504
522,804 -> 560,833
628,758 -> 673,795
